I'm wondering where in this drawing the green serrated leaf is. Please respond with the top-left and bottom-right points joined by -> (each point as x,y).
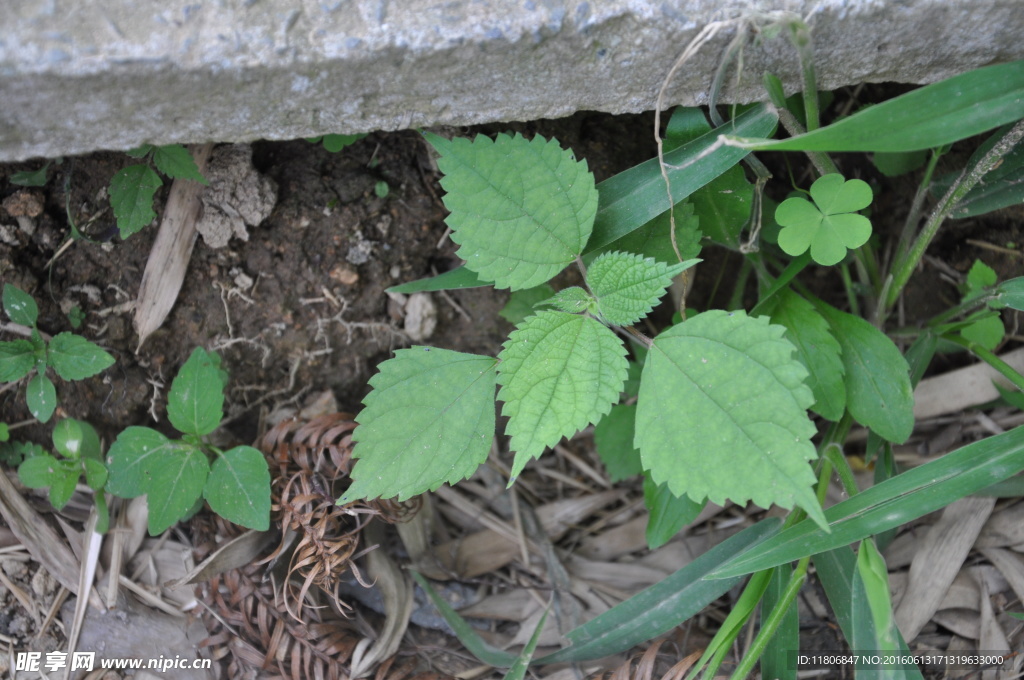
205,446 -> 270,530
690,164 -> 754,250
342,348 -> 498,503
46,333 -> 115,381
636,310 -> 824,527
498,311 -> 627,478
52,418 -> 101,461
586,251 -> 696,326
152,145 -> 208,184
26,373 -> 56,422
107,426 -> 182,498
593,202 -> 703,264
593,403 -> 642,482
543,287 -> 594,314
146,447 -> 209,535
425,132 -> 598,290
643,474 -> 704,549
816,302 -> 915,443
3,284 -> 38,327
776,174 -> 873,266
765,291 -> 846,421
0,340 -> 37,382
109,164 -> 162,238
499,285 -> 555,325
125,144 -> 154,159
167,348 -> 225,437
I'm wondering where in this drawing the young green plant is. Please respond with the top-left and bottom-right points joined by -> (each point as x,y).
109,143 -> 208,238
106,347 -> 270,535
0,284 -> 115,422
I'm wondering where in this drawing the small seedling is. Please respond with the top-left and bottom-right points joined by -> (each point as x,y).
109,144 -> 208,239
10,162 -> 51,187
0,284 -> 115,422
18,418 -> 110,531
306,133 -> 367,152
775,173 -> 873,265
105,347 -> 270,535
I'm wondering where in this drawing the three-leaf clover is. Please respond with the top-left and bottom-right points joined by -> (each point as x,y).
776,173 -> 873,266
18,418 -> 110,532
0,284 -> 115,422
106,348 -> 269,535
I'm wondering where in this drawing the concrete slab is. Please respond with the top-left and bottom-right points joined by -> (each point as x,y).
2,0 -> 1022,161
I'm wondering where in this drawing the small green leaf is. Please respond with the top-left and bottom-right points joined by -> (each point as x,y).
765,291 -> 846,421
776,174 -> 873,266
152,145 -> 208,184
636,310 -> 825,527
167,348 -> 226,437
3,284 -> 38,327
52,418 -> 101,461
960,314 -> 1004,350
504,610 -> 548,680
543,287 -> 594,314
0,340 -> 37,382
854,539 -> 899,653
125,144 -> 154,159
106,426 -> 181,498
499,285 -> 555,325
643,474 -> 704,549
593,403 -> 642,482
9,163 -> 50,187
0,423 -> 7,442
26,373 -> 56,422
342,348 -> 498,503
320,133 -> 366,152
374,180 -> 389,198
83,458 -> 107,490
690,164 -> 755,250
109,164 -> 162,238
497,311 -> 627,478
425,131 -> 598,290
145,446 -> 209,535
205,446 -> 270,531
816,302 -> 915,443
586,251 -> 696,326
18,453 -> 60,488
47,333 -> 115,380
966,259 -> 998,293
872,150 -> 928,177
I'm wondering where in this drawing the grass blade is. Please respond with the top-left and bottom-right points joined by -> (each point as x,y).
710,425 -> 1024,579
725,60 -> 1024,152
534,518 -> 781,664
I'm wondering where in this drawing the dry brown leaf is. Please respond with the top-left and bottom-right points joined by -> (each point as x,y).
895,496 -> 996,641
134,142 -> 214,348
975,572 -> 1012,680
979,547 -> 1024,603
976,500 -> 1024,548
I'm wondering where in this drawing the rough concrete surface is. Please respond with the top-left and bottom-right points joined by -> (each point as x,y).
2,0 -> 1022,161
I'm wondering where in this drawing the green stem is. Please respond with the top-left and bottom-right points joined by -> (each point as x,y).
788,20 -> 820,132
839,262 -> 860,318
824,444 -> 860,498
775,108 -> 838,177
727,258 -> 753,311
890,147 -> 944,274
941,333 -> 1024,391
884,119 -> 1024,315
684,568 -> 774,680
728,557 -> 809,680
750,252 -> 811,317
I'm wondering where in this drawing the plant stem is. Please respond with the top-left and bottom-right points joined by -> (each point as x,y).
824,444 -> 860,497
839,262 -> 860,318
775,108 -> 838,177
941,333 -> 1024,391
884,119 -> 1024,315
889,147 -> 944,275
749,253 -> 811,317
788,20 -> 819,132
728,557 -> 809,680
